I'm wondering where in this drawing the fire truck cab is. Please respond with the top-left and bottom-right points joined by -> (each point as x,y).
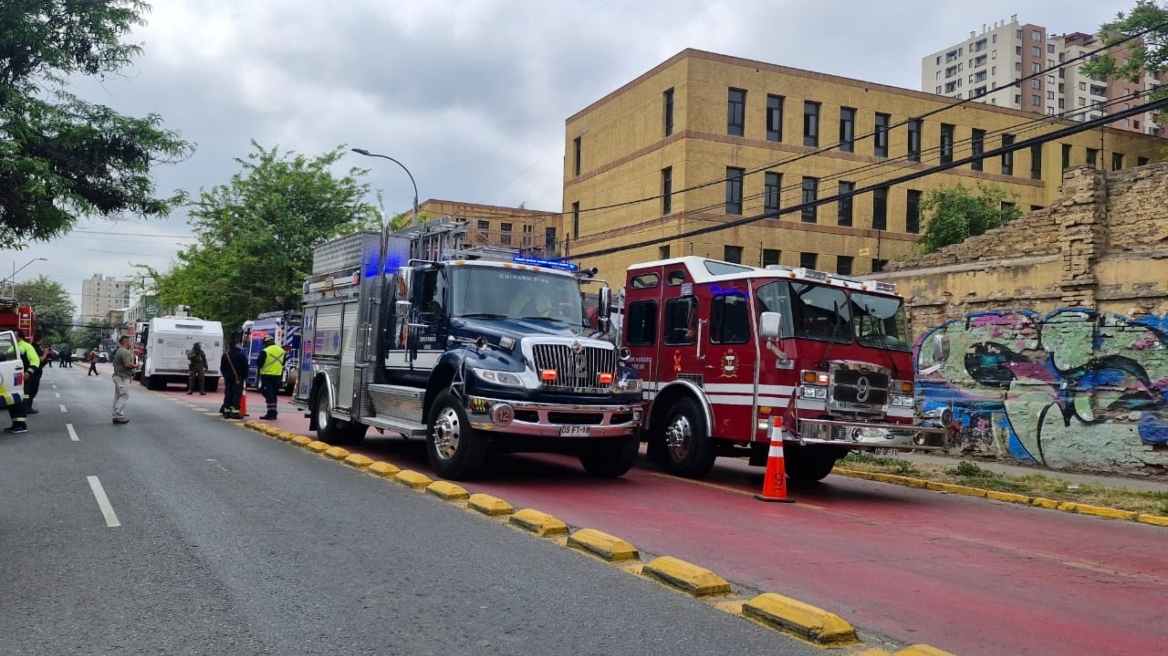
623,256 -> 945,482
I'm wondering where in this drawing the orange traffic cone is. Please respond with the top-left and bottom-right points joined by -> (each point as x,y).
239,391 -> 248,417
755,428 -> 795,503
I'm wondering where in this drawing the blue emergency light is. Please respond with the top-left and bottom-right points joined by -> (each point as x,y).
511,256 -> 578,272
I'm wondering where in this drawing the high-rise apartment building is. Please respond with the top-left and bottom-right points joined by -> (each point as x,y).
921,15 -> 1159,135
563,49 -> 1167,280
80,274 -> 131,324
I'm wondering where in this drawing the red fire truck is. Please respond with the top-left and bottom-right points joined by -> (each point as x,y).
621,256 -> 945,482
0,299 -> 35,339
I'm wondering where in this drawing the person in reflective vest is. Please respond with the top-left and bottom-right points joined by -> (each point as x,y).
6,329 -> 40,433
256,336 -> 284,420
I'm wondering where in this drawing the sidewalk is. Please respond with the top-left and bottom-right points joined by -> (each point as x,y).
896,452 -> 1168,495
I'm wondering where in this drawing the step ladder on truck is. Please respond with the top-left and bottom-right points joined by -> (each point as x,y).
293,229 -> 644,481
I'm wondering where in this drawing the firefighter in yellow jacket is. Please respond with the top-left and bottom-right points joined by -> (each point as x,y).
256,336 -> 284,420
5,329 -> 40,433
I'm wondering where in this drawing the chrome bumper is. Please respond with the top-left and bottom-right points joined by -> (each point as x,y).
467,395 -> 642,438
795,417 -> 948,449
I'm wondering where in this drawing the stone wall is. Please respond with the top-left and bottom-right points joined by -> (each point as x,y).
878,163 -> 1168,477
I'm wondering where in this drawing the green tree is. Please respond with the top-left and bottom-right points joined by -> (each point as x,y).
71,319 -> 108,351
0,0 -> 193,247
1081,1 -> 1168,106
11,274 -> 74,344
143,142 -> 379,332
919,183 -> 1022,254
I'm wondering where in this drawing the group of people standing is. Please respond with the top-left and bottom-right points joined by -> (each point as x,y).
215,336 -> 281,421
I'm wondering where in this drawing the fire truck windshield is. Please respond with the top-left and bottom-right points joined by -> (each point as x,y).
450,266 -> 586,327
755,281 -> 909,350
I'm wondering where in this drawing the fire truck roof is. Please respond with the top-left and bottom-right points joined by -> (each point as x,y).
627,256 -> 898,296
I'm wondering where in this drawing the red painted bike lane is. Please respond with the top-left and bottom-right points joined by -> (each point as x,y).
173,388 -> 1168,656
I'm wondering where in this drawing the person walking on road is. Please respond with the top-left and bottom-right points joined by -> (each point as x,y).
256,336 -> 284,420
42,345 -> 53,368
186,342 -> 208,395
87,347 -> 100,376
112,335 -> 137,424
220,340 -> 248,419
4,329 -> 40,434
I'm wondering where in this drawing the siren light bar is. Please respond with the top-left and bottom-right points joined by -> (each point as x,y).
511,256 -> 578,272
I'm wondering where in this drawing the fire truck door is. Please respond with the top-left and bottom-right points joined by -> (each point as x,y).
660,294 -> 701,382
386,267 -> 446,376
705,289 -> 756,437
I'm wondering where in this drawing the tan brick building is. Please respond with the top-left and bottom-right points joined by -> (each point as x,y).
562,49 -> 1167,280
414,199 -> 561,255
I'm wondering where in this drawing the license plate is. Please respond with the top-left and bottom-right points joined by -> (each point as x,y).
559,425 -> 590,437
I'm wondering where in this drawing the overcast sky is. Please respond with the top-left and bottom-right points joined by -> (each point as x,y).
1,0 -> 1138,318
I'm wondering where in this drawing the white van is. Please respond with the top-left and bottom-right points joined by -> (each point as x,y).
140,317 -> 224,391
0,330 -> 25,410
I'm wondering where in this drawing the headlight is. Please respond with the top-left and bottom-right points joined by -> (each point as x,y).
471,367 -> 525,388
800,385 -> 827,400
616,376 -> 641,394
891,394 -> 915,408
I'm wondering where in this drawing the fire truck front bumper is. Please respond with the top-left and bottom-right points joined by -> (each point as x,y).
793,417 -> 949,450
466,395 -> 642,438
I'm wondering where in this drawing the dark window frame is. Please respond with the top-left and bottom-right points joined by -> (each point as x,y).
838,181 -> 854,226
723,245 -> 743,264
663,88 -> 675,137
801,177 -> 818,223
873,187 -> 888,230
709,293 -> 751,345
662,167 -> 673,215
906,189 -> 921,234
908,119 -> 922,162
971,128 -> 985,171
764,172 -> 781,213
940,123 -> 955,165
663,296 -> 698,346
874,112 -> 890,157
766,94 -> 784,142
1001,134 -> 1015,175
626,301 -> 658,347
839,107 -> 856,152
803,101 -> 821,147
725,166 -> 745,215
728,88 -> 746,136
573,137 -> 582,176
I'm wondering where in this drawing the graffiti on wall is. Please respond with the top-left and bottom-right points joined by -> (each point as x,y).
916,308 -> 1168,474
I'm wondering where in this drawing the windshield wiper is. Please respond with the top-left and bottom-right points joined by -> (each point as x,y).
864,303 -> 900,378
818,300 -> 843,370
519,316 -> 569,323
459,312 -> 508,320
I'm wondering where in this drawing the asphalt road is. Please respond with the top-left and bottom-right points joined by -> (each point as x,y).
0,366 -> 825,656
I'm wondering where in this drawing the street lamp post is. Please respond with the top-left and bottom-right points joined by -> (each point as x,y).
4,257 -> 47,298
351,148 -> 420,228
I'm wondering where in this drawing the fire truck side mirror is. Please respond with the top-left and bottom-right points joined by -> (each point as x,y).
396,266 -> 413,300
598,287 -> 612,323
759,311 -> 783,339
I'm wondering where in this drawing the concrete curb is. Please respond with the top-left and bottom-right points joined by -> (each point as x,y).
468,493 -> 515,516
834,467 -> 1167,528
426,481 -> 470,501
368,461 -> 401,478
742,593 -> 858,646
509,509 -> 569,537
394,470 -> 432,488
343,454 -> 374,469
641,556 -> 731,597
567,528 -> 639,562
323,446 -> 351,461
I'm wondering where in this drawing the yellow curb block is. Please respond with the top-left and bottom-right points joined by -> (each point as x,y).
468,493 -> 516,516
290,435 -> 312,446
1056,501 -> 1079,513
1076,504 -> 1139,520
986,490 -> 1032,504
1137,513 -> 1168,527
925,481 -> 987,498
833,468 -> 927,489
275,431 -> 296,441
742,593 -> 858,646
893,645 -> 959,656
394,470 -> 433,488
368,461 -> 401,477
567,528 -> 639,562
1031,497 -> 1060,509
427,481 -> 470,501
323,446 -> 351,461
343,454 -> 374,469
305,440 -> 330,453
641,556 -> 731,597
509,509 -> 569,537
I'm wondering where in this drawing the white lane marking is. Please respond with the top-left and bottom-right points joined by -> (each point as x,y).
55,392 -> 61,398
52,385 -> 58,389
86,476 -> 122,528
67,423 -> 79,442
59,405 -> 68,413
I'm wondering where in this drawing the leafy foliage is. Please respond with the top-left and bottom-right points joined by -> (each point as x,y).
919,183 -> 1022,254
0,0 -> 193,247
1080,1 -> 1168,99
11,274 -> 73,343
142,142 -> 379,332
71,319 -> 113,351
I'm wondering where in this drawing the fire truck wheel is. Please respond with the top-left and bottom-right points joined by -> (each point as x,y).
661,397 -> 717,479
314,389 -> 366,445
784,446 -> 841,484
427,390 -> 488,480
578,433 -> 640,478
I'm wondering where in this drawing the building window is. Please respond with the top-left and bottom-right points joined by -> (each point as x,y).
1062,144 -> 1072,170
477,220 -> 490,231
940,123 -> 955,165
873,187 -> 888,230
661,167 -> 673,215
838,181 -> 854,226
872,259 -> 888,273
1032,46 -> 1041,57
573,137 -> 581,177
571,201 -> 580,238
1001,134 -> 1015,175
836,256 -> 853,276
874,112 -> 890,157
1113,153 -> 1124,170
1047,43 -> 1055,53
907,119 -> 922,162
762,249 -> 780,267
800,252 -> 818,270
1031,145 -> 1043,179
545,227 -> 556,251
723,245 -> 743,264
1032,30 -> 1041,41
1139,156 -> 1150,167
906,189 -> 921,234
766,95 -> 784,142
803,101 -> 820,147
840,107 -> 856,152
727,88 -> 746,136
801,177 -> 818,223
1086,147 -> 1098,168
725,167 -> 745,215
659,245 -> 671,259
1001,201 -> 1015,220
500,222 -> 512,245
971,128 -> 985,171
764,172 -> 781,213
663,88 -> 674,137
1031,94 -> 1041,106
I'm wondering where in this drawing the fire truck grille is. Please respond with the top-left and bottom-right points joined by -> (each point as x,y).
531,344 -> 616,393
829,367 -> 890,410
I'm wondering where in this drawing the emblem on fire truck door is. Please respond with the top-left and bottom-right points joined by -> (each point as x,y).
673,351 -> 682,373
721,351 -> 739,378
